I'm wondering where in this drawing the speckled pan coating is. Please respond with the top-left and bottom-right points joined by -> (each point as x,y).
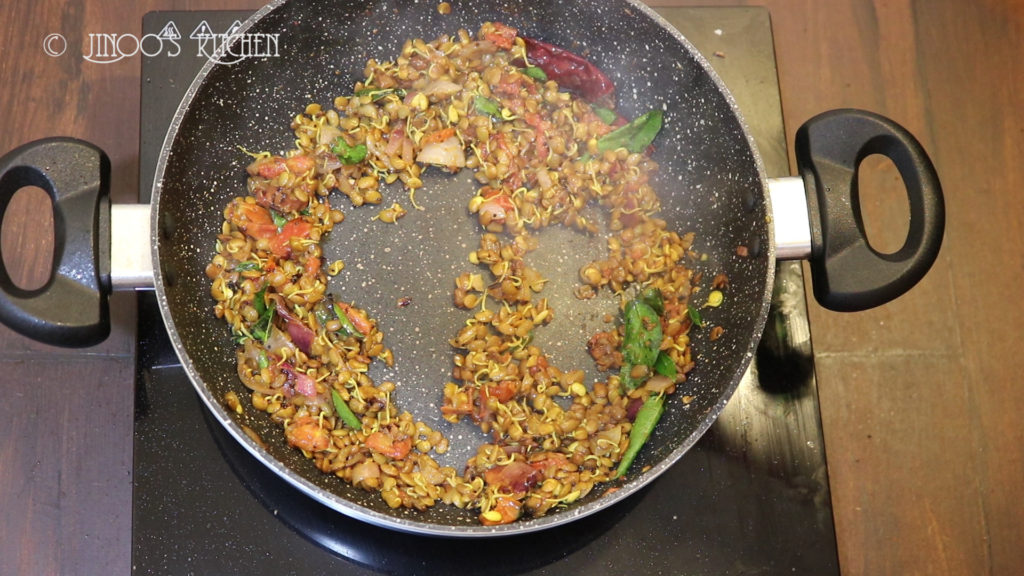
151,0 -> 773,536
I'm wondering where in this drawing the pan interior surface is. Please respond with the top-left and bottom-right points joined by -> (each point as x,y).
152,0 -> 773,535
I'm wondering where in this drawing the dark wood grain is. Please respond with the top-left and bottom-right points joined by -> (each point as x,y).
769,2 -> 1023,574
2,1 -> 1021,575
0,359 -> 135,575
0,2 -> 266,574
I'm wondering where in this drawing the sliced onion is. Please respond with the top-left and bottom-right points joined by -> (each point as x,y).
280,362 -> 317,398
625,397 -> 644,421
369,125 -> 406,172
477,198 -> 508,225
401,137 -> 415,167
592,425 -> 623,457
317,152 -> 342,175
271,296 -> 315,355
264,326 -> 295,357
292,369 -> 317,397
285,318 -> 316,356
421,79 -> 462,100
483,461 -> 541,494
460,40 -> 497,62
318,124 -> 342,146
385,125 -> 404,156
416,135 -> 466,170
418,464 -> 447,486
365,137 -> 392,170
351,459 -> 381,486
235,345 -> 277,396
645,374 -> 675,394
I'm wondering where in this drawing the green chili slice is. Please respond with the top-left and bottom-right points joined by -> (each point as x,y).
592,106 -> 617,125
333,303 -> 365,340
331,389 -> 363,430
615,394 -> 665,478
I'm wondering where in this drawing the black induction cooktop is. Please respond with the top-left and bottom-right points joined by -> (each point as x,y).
132,7 -> 839,575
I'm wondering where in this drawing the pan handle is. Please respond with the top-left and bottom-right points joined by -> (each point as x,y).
794,109 -> 945,312
0,137 -> 111,347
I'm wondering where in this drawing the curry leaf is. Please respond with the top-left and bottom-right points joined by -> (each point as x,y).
331,137 -> 368,165
622,300 -> 662,368
474,95 -> 502,118
687,304 -> 704,328
522,66 -> 548,82
252,285 -> 274,343
653,351 -> 677,379
639,287 -> 665,316
619,298 -> 664,391
597,110 -> 663,153
354,87 -> 407,101
270,209 -> 288,230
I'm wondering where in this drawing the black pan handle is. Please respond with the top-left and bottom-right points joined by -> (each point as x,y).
795,109 -> 944,312
0,138 -> 111,346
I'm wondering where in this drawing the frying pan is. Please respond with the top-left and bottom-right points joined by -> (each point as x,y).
0,0 -> 943,536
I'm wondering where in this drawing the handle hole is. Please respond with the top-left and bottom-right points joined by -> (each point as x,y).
856,154 -> 910,255
1,185 -> 54,291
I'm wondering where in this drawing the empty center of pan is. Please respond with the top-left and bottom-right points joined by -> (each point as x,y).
319,168 -> 620,469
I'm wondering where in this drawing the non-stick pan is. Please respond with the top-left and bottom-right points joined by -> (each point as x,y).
0,0 -> 943,536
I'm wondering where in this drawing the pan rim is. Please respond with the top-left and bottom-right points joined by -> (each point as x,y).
149,0 -> 777,537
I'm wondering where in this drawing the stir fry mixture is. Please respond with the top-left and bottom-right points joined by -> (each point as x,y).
206,22 -> 719,526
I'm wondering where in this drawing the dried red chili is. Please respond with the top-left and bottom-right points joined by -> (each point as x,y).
522,36 -> 615,107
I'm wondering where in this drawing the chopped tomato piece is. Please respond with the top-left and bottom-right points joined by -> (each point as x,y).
366,430 -> 413,460
284,154 -> 315,174
304,255 -> 321,278
286,416 -> 331,452
280,218 -> 312,239
530,452 -> 570,477
248,154 -> 315,179
420,127 -> 457,145
251,156 -> 287,179
226,200 -> 278,240
484,22 -> 517,50
483,380 -> 518,403
479,495 -> 522,526
483,461 -> 541,494
268,218 -> 313,258
476,187 -> 516,228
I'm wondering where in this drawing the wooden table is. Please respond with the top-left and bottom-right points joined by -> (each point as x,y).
2,1 -> 1021,574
